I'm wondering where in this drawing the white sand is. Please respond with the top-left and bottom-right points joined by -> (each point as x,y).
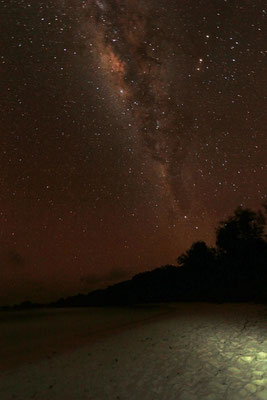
0,303 -> 266,400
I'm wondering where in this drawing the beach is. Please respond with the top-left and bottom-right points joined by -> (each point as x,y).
0,303 -> 266,399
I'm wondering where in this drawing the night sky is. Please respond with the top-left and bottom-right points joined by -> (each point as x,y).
1,0 -> 266,305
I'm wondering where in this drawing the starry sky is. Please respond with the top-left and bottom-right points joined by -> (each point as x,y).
1,0 -> 266,305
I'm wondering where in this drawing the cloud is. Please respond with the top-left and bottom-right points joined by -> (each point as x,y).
81,267 -> 130,289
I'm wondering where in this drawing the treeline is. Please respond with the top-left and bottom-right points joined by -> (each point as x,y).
51,204 -> 267,307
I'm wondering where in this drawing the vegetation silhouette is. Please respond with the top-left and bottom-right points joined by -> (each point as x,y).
47,204 -> 266,308
4,204 -> 266,311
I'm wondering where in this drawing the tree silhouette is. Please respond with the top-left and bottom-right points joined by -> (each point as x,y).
177,241 -> 217,299
177,241 -> 216,269
215,206 -> 267,300
216,207 -> 266,254
46,204 -> 267,309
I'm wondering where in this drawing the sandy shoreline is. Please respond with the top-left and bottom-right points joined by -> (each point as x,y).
0,303 -> 266,399
0,304 -> 177,371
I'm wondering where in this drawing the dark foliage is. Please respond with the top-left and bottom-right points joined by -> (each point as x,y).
214,207 -> 267,302
6,205 -> 266,311
47,205 -> 266,308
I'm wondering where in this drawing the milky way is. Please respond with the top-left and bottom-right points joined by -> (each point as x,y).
1,0 -> 266,304
79,0 -> 196,214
